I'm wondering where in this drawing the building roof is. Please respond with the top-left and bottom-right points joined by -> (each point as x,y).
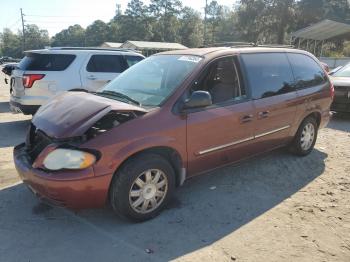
100,42 -> 123,48
121,41 -> 188,50
292,19 -> 350,41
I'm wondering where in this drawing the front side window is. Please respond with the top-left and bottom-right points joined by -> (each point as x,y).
102,55 -> 202,107
193,56 -> 244,104
241,53 -> 295,99
287,53 -> 327,89
86,55 -> 126,73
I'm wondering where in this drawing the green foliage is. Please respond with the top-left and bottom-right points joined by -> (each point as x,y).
51,24 -> 85,47
23,24 -> 50,50
0,28 -> 22,58
179,7 -> 203,47
85,20 -> 110,46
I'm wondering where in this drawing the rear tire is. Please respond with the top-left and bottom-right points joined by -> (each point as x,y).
289,116 -> 318,156
109,153 -> 175,222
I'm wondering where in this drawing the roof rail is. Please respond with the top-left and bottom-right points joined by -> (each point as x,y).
201,42 -> 255,48
48,47 -> 139,52
200,42 -> 295,49
255,44 -> 295,48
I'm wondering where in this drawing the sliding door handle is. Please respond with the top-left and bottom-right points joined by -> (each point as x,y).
240,114 -> 253,123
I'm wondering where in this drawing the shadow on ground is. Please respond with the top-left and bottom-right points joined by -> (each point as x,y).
327,112 -> 350,133
0,148 -> 327,262
0,101 -> 10,113
0,120 -> 30,148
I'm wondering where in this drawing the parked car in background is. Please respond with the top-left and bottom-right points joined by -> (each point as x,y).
10,47 -> 144,115
0,56 -> 21,64
14,47 -> 332,221
330,63 -> 350,112
1,62 -> 18,85
329,65 -> 343,75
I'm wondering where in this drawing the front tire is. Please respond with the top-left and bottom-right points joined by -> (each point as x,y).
109,153 -> 175,222
290,116 -> 318,156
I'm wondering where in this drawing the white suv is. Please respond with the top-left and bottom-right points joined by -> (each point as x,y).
10,47 -> 144,115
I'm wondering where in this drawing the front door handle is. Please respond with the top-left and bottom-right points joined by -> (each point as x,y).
240,114 -> 253,123
258,111 -> 269,119
87,75 -> 97,80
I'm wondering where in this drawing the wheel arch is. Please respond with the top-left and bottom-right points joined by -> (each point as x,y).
108,146 -> 185,200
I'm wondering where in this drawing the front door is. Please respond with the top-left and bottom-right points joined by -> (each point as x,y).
186,56 -> 256,175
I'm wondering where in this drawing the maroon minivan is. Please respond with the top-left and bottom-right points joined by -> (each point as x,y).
14,47 -> 333,221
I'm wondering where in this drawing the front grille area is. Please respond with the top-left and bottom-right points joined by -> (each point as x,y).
26,124 -> 54,163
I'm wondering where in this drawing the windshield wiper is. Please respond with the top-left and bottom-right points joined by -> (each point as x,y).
96,90 -> 141,106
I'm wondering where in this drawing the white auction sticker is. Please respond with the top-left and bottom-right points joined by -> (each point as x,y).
178,56 -> 202,63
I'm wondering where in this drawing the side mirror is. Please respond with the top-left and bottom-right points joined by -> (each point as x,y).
183,91 -> 212,109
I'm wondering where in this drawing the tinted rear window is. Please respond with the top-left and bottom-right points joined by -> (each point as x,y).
86,55 -> 126,73
125,56 -> 144,67
287,53 -> 327,89
18,53 -> 76,71
241,53 -> 295,99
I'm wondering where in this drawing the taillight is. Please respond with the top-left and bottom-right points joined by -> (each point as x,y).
330,82 -> 334,100
22,74 -> 45,88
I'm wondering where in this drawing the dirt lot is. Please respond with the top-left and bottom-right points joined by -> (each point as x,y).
0,70 -> 349,262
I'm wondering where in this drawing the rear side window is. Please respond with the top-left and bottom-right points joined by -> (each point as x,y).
125,56 -> 144,67
241,53 -> 295,99
18,53 -> 76,71
86,55 -> 126,73
287,53 -> 327,89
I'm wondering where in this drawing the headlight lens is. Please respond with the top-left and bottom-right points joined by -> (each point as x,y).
43,148 -> 96,171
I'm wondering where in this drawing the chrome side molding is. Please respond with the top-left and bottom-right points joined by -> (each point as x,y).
198,125 -> 291,155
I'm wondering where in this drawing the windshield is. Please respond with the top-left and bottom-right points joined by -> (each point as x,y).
333,64 -> 350,77
102,54 -> 202,107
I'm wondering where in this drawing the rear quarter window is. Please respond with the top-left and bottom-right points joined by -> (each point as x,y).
241,53 -> 295,99
287,53 -> 327,89
86,55 -> 126,73
18,53 -> 76,71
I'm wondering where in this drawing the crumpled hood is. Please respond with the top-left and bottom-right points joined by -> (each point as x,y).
330,76 -> 350,86
32,92 -> 147,138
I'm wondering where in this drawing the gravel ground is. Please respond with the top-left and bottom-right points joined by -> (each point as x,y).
0,69 -> 349,262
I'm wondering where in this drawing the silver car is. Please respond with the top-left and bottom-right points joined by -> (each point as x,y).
330,63 -> 350,113
10,47 -> 144,115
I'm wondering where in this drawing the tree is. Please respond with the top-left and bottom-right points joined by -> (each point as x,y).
0,28 -> 22,58
296,0 -> 350,29
22,24 -> 50,50
205,1 -> 224,44
236,0 -> 296,44
179,7 -> 203,47
85,20 -> 109,46
51,25 -> 86,47
149,0 -> 182,41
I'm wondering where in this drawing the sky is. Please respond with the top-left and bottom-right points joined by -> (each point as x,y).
0,0 -> 238,37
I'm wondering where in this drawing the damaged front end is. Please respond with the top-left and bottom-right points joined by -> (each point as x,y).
26,109 -> 145,166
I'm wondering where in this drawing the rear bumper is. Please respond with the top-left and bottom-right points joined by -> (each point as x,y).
10,94 -> 49,114
9,100 -> 40,115
13,143 -> 112,209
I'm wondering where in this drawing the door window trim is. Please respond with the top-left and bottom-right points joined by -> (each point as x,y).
175,54 -> 251,115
